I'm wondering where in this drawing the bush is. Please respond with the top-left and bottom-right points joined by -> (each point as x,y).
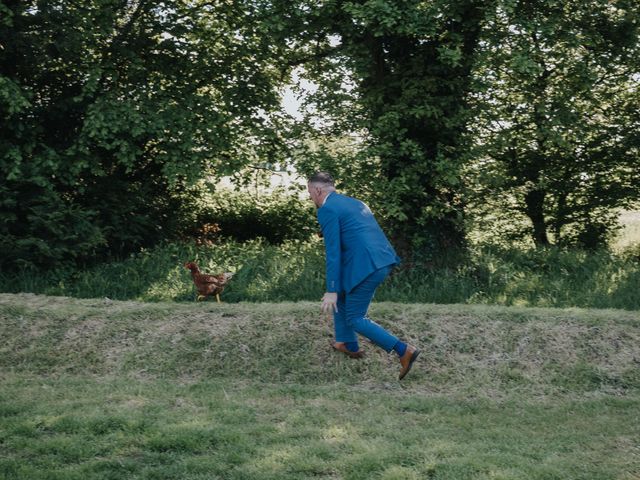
0,182 -> 106,272
193,188 -> 318,244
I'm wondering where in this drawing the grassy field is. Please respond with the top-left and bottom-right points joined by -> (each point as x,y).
614,211 -> 640,252
1,294 -> 639,479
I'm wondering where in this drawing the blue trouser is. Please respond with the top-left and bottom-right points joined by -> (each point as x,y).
333,265 -> 398,352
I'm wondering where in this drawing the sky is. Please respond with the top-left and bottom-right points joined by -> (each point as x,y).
280,71 -> 318,120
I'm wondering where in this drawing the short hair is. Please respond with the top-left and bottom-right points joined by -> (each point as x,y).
307,171 -> 335,187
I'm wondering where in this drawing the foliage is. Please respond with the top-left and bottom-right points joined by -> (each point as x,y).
0,0 -> 287,271
278,0 -> 493,257
193,187 -> 318,244
0,183 -> 105,269
2,0 -> 639,269
275,0 -> 640,253
467,0 -> 640,248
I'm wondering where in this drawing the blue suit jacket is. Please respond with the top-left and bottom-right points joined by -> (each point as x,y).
317,192 -> 400,293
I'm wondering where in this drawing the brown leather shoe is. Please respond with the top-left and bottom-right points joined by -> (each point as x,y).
399,345 -> 420,380
331,341 -> 365,359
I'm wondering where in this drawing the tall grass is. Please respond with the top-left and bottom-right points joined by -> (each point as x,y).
0,239 -> 326,302
1,238 -> 639,309
383,245 -> 640,310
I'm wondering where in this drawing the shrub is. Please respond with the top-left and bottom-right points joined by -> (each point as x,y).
193,188 -> 317,244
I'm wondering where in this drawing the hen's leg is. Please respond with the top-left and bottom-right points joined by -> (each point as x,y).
216,293 -> 221,303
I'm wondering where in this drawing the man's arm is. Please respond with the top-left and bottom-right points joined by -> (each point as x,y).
318,207 -> 341,305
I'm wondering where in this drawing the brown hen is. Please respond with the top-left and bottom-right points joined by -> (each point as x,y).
184,262 -> 233,302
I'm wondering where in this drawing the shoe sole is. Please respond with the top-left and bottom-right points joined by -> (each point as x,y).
399,349 -> 420,380
331,342 -> 365,359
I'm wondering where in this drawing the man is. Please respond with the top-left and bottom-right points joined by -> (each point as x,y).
307,171 -> 420,380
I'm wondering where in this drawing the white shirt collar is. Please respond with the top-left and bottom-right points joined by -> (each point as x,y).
321,191 -> 334,207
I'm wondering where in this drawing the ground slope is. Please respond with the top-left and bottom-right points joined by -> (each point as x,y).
1,293 -> 639,395
1,294 -> 639,479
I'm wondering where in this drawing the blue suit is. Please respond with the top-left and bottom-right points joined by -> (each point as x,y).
317,192 -> 401,351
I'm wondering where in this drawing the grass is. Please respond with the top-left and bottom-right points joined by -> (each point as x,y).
0,239 -> 327,303
2,376 -> 638,480
2,236 -> 640,309
1,294 -> 640,479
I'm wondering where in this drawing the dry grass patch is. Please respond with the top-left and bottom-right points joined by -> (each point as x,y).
1,294 -> 640,398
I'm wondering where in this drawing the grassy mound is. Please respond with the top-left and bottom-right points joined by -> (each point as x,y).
2,293 -> 639,395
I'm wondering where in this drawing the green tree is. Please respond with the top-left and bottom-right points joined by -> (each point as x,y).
273,0 -> 493,258
0,0 -> 286,269
468,0 -> 640,248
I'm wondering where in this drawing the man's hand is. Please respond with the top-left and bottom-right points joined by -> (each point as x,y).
321,292 -> 338,314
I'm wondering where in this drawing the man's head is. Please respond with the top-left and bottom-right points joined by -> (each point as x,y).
307,171 -> 336,208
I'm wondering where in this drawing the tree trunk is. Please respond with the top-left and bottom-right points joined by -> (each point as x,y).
358,1 -> 486,258
524,189 -> 550,246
